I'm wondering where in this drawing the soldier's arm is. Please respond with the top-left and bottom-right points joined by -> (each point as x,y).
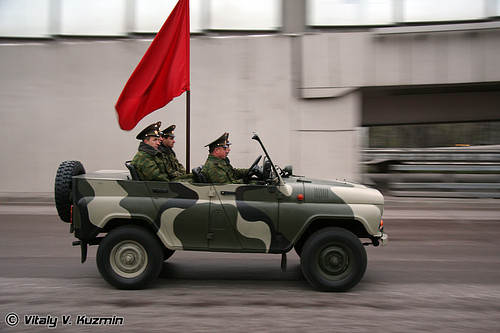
165,156 -> 186,178
170,170 -> 185,179
165,162 -> 183,179
234,168 -> 249,179
232,168 -> 247,184
176,159 -> 186,174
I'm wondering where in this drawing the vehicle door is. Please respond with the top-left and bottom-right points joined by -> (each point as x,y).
209,183 -> 280,253
146,181 -> 211,250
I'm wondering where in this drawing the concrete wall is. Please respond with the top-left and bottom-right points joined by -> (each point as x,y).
0,34 -> 361,195
2,21 -> 500,196
301,23 -> 500,95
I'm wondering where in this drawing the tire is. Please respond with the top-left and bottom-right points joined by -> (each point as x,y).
54,160 -> 85,223
96,226 -> 163,289
300,227 -> 367,292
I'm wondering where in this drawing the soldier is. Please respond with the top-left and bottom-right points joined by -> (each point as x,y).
159,124 -> 187,179
202,132 -> 248,184
131,121 -> 170,182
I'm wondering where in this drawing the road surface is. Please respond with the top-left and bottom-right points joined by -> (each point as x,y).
0,198 -> 499,332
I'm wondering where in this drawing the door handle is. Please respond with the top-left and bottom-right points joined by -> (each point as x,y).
220,191 -> 236,195
152,188 -> 169,193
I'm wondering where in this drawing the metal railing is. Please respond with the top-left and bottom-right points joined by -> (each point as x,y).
362,146 -> 500,198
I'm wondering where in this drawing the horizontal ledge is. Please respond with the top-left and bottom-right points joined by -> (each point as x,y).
296,129 -> 356,133
391,165 -> 500,172
388,190 -> 500,198
391,182 -> 500,190
299,87 -> 356,98
373,21 -> 500,35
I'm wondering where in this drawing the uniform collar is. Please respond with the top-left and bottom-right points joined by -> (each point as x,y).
138,141 -> 161,156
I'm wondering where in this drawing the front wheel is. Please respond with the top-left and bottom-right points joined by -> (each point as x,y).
96,226 -> 163,289
300,227 -> 367,292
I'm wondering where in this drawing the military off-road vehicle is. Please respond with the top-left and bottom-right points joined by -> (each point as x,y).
54,133 -> 387,291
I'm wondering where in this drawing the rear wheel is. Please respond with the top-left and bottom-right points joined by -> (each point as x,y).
96,226 -> 163,289
300,227 -> 367,292
54,160 -> 85,222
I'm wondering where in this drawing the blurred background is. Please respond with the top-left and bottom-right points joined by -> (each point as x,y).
1,0 -> 499,199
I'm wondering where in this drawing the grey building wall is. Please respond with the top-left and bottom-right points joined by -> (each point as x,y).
2,21 -> 500,195
0,36 -> 299,195
301,23 -> 500,94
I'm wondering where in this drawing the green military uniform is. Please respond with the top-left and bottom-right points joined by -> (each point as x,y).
131,122 -> 170,182
203,155 -> 247,184
159,124 -> 187,179
159,144 -> 186,179
132,142 -> 170,181
202,132 -> 248,184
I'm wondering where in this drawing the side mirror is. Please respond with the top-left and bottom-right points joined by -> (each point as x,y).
252,132 -> 259,141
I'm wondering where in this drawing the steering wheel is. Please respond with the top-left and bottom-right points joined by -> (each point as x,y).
262,158 -> 272,179
244,155 -> 262,182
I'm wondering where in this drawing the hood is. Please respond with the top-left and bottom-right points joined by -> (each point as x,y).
285,176 -> 384,205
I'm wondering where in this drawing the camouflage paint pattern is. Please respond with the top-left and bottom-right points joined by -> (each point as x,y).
72,170 -> 386,253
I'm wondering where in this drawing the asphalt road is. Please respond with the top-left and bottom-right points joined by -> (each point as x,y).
0,199 -> 499,332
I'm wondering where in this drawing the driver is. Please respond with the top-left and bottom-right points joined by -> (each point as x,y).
202,132 -> 248,184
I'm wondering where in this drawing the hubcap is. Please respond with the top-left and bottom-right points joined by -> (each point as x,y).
110,240 -> 148,278
318,245 -> 351,280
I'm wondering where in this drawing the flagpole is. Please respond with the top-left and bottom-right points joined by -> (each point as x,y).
186,90 -> 191,172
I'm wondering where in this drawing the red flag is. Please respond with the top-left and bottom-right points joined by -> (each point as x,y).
115,0 -> 190,130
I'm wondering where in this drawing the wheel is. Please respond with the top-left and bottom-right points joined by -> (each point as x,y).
96,226 -> 163,289
300,227 -> 367,292
54,160 -> 85,223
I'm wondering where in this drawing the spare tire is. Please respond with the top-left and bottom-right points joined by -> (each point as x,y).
54,160 -> 85,222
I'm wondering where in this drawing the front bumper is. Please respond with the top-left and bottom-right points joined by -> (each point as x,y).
379,231 -> 388,246
370,229 -> 388,247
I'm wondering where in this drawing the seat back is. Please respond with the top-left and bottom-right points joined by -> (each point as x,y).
192,165 -> 208,183
125,161 -> 140,181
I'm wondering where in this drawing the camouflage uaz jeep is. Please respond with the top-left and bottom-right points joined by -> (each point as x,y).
54,133 -> 387,291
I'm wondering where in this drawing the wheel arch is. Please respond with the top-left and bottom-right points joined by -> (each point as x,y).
294,217 -> 370,253
101,216 -> 155,232
99,216 -> 167,248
